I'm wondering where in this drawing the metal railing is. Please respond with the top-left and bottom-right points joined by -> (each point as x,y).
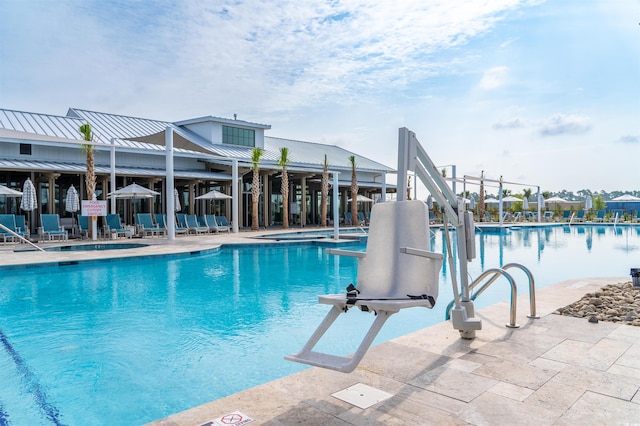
0,223 -> 45,252
445,262 -> 538,328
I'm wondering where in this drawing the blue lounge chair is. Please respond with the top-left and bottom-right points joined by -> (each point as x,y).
39,214 -> 68,242
15,215 -> 27,237
357,211 -> 367,226
561,210 -> 571,221
575,210 -> 585,222
633,211 -> 640,223
344,212 -> 352,226
205,214 -> 229,233
105,214 -> 133,238
176,213 -> 187,229
216,216 -> 230,229
78,215 -> 89,239
136,213 -> 164,237
543,211 -> 554,222
286,200 -> 444,373
593,210 -> 606,222
185,214 -> 209,234
156,214 -> 187,235
0,214 -> 24,244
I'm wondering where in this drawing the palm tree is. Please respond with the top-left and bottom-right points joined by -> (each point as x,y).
478,171 -> 485,221
278,147 -> 291,229
349,155 -> 358,227
321,154 -> 329,227
251,147 -> 263,231
79,123 -> 95,238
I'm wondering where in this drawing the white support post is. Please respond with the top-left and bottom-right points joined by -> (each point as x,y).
537,186 -> 542,223
165,127 -> 175,240
381,172 -> 387,202
232,159 -> 239,233
110,138 -> 116,214
498,178 -> 504,226
332,172 -> 339,240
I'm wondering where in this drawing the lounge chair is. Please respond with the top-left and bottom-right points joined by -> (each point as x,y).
136,213 -> 165,237
78,215 -> 89,239
575,210 -> 585,222
176,213 -> 187,229
593,210 -> 606,222
561,210 -> 571,222
39,214 -> 68,242
14,215 -> 27,237
543,211 -> 554,222
513,211 -> 523,222
216,216 -> 231,229
156,214 -> 187,235
105,214 -> 133,239
344,211 -> 353,226
286,200 -> 444,373
633,211 -> 640,223
0,214 -> 23,244
185,214 -> 209,234
357,211 -> 367,226
205,214 -> 229,233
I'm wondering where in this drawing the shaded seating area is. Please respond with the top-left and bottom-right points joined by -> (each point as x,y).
136,213 -> 165,237
39,214 -> 68,242
286,200 -> 443,373
105,214 -> 133,238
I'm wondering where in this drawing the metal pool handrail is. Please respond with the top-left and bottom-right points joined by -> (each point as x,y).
0,222 -> 45,252
445,262 -> 538,328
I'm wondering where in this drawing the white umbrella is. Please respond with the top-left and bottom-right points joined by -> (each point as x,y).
544,196 -> 568,203
585,195 -> 593,210
502,195 -> 521,203
195,189 -> 232,200
20,178 -> 37,212
484,198 -> 500,204
523,198 -> 529,210
174,188 -> 181,211
108,183 -> 160,199
347,194 -> 373,202
469,197 -> 476,210
65,185 -> 80,213
0,185 -> 22,197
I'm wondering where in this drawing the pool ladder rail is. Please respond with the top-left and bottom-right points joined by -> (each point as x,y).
445,263 -> 539,329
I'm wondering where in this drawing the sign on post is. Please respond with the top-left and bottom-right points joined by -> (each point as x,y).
81,200 -> 107,217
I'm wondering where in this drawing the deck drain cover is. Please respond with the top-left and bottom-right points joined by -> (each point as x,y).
331,383 -> 393,409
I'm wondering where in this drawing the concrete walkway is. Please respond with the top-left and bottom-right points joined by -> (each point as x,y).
149,276 -> 640,426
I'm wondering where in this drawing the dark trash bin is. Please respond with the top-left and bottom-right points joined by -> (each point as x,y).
631,268 -> 640,287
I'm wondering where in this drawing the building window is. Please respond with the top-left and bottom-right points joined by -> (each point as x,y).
19,144 -> 32,155
222,126 -> 255,147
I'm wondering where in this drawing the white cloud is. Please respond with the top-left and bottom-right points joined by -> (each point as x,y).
478,66 -> 510,90
493,116 -> 525,129
539,114 -> 591,136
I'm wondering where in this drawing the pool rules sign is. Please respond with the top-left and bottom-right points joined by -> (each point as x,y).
200,411 -> 254,426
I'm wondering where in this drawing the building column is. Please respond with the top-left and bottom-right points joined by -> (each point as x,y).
188,182 -> 196,215
262,172 -> 269,228
301,176 -> 307,227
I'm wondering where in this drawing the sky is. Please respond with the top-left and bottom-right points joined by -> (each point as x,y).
1,0 -> 638,196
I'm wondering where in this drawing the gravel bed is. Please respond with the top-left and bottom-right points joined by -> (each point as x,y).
554,281 -> 640,326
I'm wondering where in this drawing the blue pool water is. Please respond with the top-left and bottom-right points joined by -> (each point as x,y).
0,224 -> 638,424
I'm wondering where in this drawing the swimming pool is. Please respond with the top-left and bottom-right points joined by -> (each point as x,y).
0,224 -> 637,424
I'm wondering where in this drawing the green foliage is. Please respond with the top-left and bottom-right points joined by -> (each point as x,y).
593,195 -> 606,211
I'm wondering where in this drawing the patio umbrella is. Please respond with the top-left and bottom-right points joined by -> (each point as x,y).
107,183 -> 160,199
195,189 -> 232,200
545,196 -> 568,210
502,195 -> 521,203
174,188 -> 181,211
65,185 -> 80,214
20,178 -> 37,235
585,195 -> 593,210
0,185 -> 22,197
523,198 -> 529,210
347,195 -> 373,202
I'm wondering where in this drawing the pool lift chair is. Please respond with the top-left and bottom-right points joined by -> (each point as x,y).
286,128 -> 482,373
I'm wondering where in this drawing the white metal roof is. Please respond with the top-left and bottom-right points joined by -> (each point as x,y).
0,107 -> 396,176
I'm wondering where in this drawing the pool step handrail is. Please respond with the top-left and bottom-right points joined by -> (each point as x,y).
0,222 -> 45,252
445,262 -> 538,327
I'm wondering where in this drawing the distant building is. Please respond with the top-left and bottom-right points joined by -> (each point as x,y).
0,108 -> 394,230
